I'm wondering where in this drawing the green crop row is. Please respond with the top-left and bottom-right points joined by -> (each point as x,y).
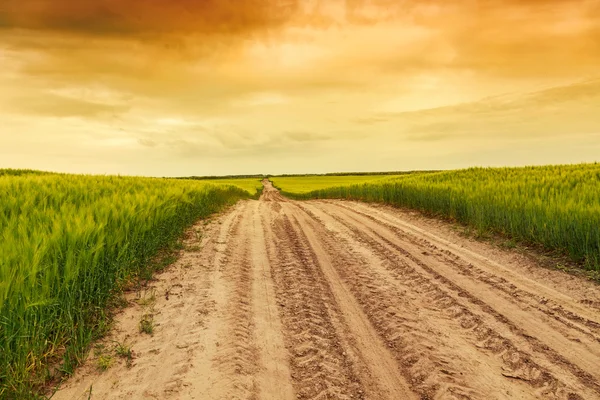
0,173 -> 252,398
271,164 -> 600,270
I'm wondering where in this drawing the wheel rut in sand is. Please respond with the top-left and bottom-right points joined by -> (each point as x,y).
53,180 -> 600,400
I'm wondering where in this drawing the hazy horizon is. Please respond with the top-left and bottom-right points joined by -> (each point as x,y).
2,0 -> 599,176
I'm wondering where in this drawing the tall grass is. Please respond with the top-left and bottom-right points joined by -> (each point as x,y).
196,178 -> 264,197
0,169 -> 52,177
272,164 -> 600,270
0,174 -> 251,398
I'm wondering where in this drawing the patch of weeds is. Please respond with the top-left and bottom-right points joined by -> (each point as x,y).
500,239 -> 517,249
173,240 -> 185,251
136,289 -> 156,306
138,266 -> 154,283
114,342 -> 132,358
108,293 -> 129,309
555,264 -> 569,272
457,226 -> 473,238
97,354 -> 113,371
139,314 -> 155,335
155,255 -> 178,272
93,343 -> 106,357
474,229 -> 492,241
114,342 -> 134,367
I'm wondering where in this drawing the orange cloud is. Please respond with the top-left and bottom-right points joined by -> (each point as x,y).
0,0 -> 302,36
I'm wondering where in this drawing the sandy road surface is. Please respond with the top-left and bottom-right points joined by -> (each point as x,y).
54,180 -> 600,400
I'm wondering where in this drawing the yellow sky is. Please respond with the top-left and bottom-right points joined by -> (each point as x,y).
1,0 -> 599,175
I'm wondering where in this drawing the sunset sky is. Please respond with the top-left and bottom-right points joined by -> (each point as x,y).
1,0 -> 599,176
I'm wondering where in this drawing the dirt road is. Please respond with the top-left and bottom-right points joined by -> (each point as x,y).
55,180 -> 600,400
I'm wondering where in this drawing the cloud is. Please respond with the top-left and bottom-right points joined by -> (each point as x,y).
353,117 -> 388,125
3,0 -> 598,101
129,126 -> 334,160
138,138 -> 157,148
8,93 -> 129,118
0,0 -> 299,36
374,79 -> 600,141
282,131 -> 331,142
0,0 -> 455,36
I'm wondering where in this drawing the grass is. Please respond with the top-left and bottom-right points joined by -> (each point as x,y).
0,173 -> 251,398
138,314 -> 154,335
136,290 -> 156,307
272,163 -> 600,271
114,342 -> 133,360
270,173 -> 428,194
183,178 -> 264,198
0,169 -> 53,177
96,355 -> 113,372
114,342 -> 134,368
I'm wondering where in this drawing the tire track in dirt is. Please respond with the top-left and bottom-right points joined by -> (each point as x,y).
262,208 -> 367,400
280,202 -> 420,400
263,180 -> 420,399
185,196 -> 296,399
340,201 -> 600,339
250,201 -> 295,400
309,201 -> 600,399
326,202 -> 600,376
208,203 -> 260,400
290,202 -> 484,399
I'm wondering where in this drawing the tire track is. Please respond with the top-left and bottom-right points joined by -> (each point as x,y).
281,202 -> 420,400
262,208 -> 366,400
210,203 -> 259,400
251,202 -> 295,400
337,201 -> 600,339
309,201 -> 599,399
286,202 -> 477,400
325,202 -> 600,377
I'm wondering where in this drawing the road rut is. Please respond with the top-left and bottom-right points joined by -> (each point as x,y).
54,180 -> 600,400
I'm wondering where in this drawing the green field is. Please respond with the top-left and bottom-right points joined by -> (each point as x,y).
198,178 -> 264,197
272,164 -> 600,270
270,174 -> 422,194
0,171 -> 253,397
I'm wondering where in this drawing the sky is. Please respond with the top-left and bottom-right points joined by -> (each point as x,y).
1,0 -> 599,176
